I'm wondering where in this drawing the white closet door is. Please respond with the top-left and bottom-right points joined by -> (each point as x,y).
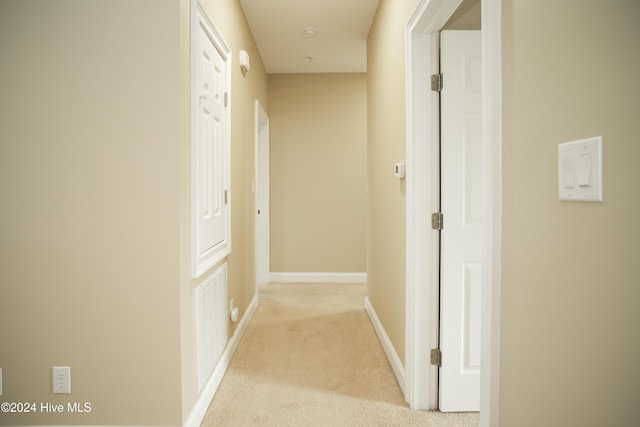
439,29 -> 482,413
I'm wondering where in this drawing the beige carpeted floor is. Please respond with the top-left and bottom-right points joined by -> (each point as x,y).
201,283 -> 479,427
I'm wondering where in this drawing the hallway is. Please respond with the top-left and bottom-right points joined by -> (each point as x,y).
200,283 -> 478,426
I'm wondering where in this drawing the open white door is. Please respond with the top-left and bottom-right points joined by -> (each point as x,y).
439,30 -> 482,412
255,100 -> 270,287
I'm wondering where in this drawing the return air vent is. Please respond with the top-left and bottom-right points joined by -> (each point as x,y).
196,263 -> 228,392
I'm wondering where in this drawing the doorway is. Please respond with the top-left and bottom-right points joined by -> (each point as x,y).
405,0 -> 502,424
255,100 -> 270,289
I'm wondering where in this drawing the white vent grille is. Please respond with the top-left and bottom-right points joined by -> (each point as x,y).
196,263 -> 228,392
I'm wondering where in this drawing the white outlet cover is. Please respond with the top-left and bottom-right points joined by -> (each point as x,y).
558,136 -> 603,202
0,368 -> 3,396
53,366 -> 71,394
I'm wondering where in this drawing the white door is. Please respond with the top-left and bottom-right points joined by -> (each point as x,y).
196,23 -> 226,259
439,30 -> 482,412
255,100 -> 270,287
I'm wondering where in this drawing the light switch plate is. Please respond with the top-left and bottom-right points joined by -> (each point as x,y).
558,136 -> 603,202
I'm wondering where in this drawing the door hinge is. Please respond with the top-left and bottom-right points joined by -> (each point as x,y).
431,73 -> 443,92
224,190 -> 228,205
431,212 -> 444,230
224,92 -> 228,107
430,348 -> 442,366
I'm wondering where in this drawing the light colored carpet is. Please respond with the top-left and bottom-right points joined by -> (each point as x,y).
201,283 -> 479,427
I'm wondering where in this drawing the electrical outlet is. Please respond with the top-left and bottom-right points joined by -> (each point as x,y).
52,366 -> 71,394
229,298 -> 234,312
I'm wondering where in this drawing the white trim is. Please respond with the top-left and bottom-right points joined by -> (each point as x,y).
365,297 -> 406,394
191,1 -> 233,278
405,0 -> 502,423
480,0 -> 502,425
405,0 -> 463,411
404,26 -> 440,413
183,294 -> 259,427
408,0 -> 463,34
269,272 -> 367,283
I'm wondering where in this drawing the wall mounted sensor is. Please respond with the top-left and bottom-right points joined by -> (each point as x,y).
394,163 -> 406,179
239,50 -> 250,73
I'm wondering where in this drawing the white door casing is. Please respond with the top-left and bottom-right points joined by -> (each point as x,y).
439,30 -> 482,412
255,100 -> 270,287
405,0 -> 464,411
191,5 -> 232,279
406,0 -> 502,425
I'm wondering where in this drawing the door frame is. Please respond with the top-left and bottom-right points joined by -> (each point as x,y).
405,0 -> 502,424
254,100 -> 270,289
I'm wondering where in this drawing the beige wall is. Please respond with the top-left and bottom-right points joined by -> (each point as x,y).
7,1 -> 637,426
501,0 -> 640,425
268,74 -> 367,273
180,0 -> 268,421
367,0 -> 418,365
0,1 -> 182,425
370,3 -> 640,425
0,0 -> 268,425
443,0 -> 480,30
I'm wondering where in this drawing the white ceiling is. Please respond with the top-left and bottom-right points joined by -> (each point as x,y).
239,0 -> 381,74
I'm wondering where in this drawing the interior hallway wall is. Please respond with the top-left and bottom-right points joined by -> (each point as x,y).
268,74 -> 367,274
0,1 -> 183,425
0,0 -> 269,425
500,1 -> 640,425
367,0 -> 418,367
180,0 -> 268,420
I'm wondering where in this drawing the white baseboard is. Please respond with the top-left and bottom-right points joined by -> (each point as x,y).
364,296 -> 406,394
183,294 -> 259,427
269,272 -> 367,283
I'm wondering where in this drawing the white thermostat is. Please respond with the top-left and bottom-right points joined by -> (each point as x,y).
394,163 -> 406,179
